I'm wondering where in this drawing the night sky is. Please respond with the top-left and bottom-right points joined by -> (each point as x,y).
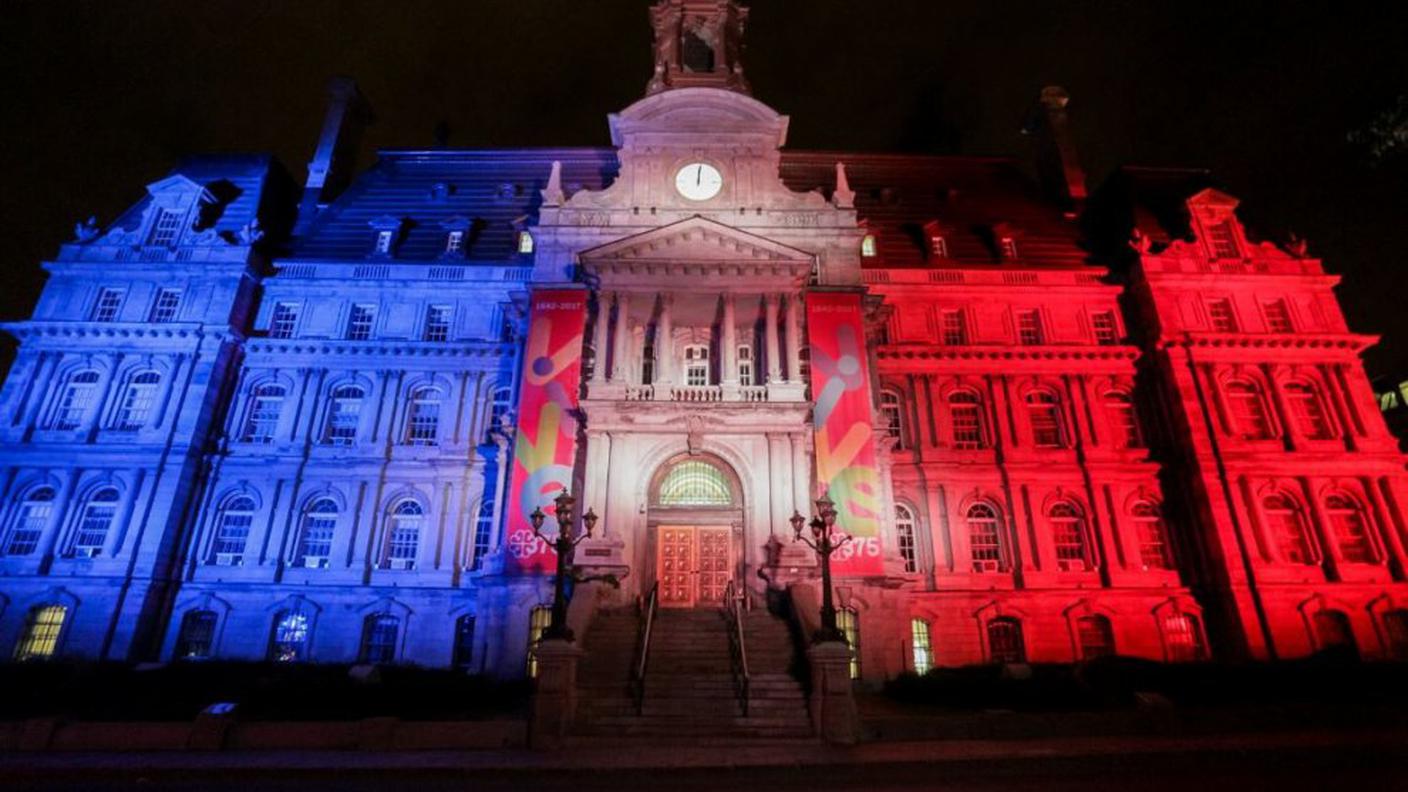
2,1 -> 1404,377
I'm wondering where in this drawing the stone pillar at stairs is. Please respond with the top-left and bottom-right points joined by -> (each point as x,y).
807,640 -> 860,745
530,638 -> 583,750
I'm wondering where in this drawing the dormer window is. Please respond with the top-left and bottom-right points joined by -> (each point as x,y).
930,235 -> 949,259
517,231 -> 535,254
1000,237 -> 1019,259
860,234 -> 877,257
1206,219 -> 1240,259
445,230 -> 464,255
374,230 -> 394,255
368,216 -> 404,258
148,208 -> 186,247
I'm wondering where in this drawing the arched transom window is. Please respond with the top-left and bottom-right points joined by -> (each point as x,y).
656,459 -> 734,507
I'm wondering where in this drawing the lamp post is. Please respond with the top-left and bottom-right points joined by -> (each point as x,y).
530,488 -> 597,642
790,490 -> 850,644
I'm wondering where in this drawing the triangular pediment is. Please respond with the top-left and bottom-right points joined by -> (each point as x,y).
146,174 -> 213,202
579,216 -> 812,264
1186,188 -> 1240,210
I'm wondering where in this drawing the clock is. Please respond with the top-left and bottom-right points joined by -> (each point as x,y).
674,162 -> 723,201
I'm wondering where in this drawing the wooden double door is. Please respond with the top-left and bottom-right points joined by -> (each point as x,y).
656,525 -> 733,608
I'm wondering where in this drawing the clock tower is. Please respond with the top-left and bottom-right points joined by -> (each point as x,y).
645,0 -> 751,96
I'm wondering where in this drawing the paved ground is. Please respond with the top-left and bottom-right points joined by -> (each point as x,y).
4,731 -> 1407,791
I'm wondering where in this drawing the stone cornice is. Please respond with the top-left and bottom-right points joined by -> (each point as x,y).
243,338 -> 513,358
1156,332 -> 1376,353
877,345 -> 1140,363
0,321 -> 232,343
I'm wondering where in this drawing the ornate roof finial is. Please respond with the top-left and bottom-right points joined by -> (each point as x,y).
541,160 -> 565,207
644,1 -> 751,96
833,162 -> 855,209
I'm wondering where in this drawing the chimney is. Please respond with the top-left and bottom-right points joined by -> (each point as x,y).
295,76 -> 374,234
1022,86 -> 1087,214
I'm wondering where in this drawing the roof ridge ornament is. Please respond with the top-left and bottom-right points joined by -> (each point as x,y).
833,162 -> 855,209
644,1 -> 751,96
541,160 -> 565,207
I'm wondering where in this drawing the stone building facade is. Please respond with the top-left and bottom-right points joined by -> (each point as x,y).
2,1 -> 1406,678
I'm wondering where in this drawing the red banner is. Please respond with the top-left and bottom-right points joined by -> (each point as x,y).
806,291 -> 884,576
503,288 -> 588,574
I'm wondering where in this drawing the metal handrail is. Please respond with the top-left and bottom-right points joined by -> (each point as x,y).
722,580 -> 751,717
632,582 -> 659,715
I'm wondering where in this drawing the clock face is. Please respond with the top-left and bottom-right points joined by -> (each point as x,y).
674,162 -> 724,201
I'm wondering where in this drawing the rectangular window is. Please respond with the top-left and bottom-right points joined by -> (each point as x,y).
1091,311 -> 1119,345
737,345 -> 754,386
1016,310 -> 1043,345
269,302 -> 300,339
526,607 -> 551,677
941,310 -> 967,345
837,609 -> 861,679
1000,237 -> 1019,259
374,230 -> 394,255
911,619 -> 932,675
346,304 -> 376,340
91,288 -> 125,322
445,230 -> 464,255
148,289 -> 182,323
147,208 -> 185,247
1263,299 -> 1294,333
423,305 -> 452,341
1207,299 -> 1237,333
13,606 -> 67,661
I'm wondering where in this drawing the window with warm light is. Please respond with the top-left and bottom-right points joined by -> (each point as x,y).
1262,493 -> 1315,565
837,608 -> 861,679
526,606 -> 551,677
517,231 -> 535,254
911,619 -> 933,674
14,605 -> 67,661
860,234 -> 877,257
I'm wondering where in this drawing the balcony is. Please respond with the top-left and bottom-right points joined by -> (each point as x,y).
606,383 -> 786,403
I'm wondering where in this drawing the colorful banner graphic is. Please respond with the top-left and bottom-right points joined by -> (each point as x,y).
806,290 -> 885,576
503,288 -> 589,574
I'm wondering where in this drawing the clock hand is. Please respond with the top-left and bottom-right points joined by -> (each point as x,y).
696,166 -> 702,186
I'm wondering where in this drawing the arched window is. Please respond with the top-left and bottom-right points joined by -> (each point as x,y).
175,610 -> 218,660
986,618 -> 1026,664
297,498 -> 338,568
453,614 -> 477,669
967,502 -> 1004,572
113,371 -> 161,431
1162,613 -> 1207,661
879,389 -> 906,447
1104,390 -> 1142,449
1324,494 -> 1375,563
487,386 -> 513,438
1025,390 -> 1065,448
6,486 -> 55,556
894,504 -> 919,573
911,618 -> 933,674
52,370 -> 101,430
404,387 -> 441,445
860,234 -> 877,257
470,493 -> 497,570
1132,500 -> 1173,570
1382,610 -> 1408,660
1076,615 -> 1115,660
241,383 -> 285,443
323,385 -> 364,445
656,459 -> 733,506
1226,380 -> 1274,439
526,605 -> 551,677
1283,381 -> 1333,439
72,487 -> 119,557
1049,501 -> 1089,571
517,230 -> 535,254
269,609 -> 310,662
1313,610 -> 1357,653
1263,493 -> 1315,565
211,496 -> 255,563
360,614 -> 401,663
949,390 -> 986,449
384,500 -> 423,568
837,608 -> 861,679
13,605 -> 67,661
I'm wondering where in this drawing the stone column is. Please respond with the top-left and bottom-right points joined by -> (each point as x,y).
721,293 -> 738,387
611,292 -> 630,382
764,294 -> 781,384
591,292 -> 610,385
784,293 -> 802,382
656,292 -> 674,386
807,641 -> 860,744
529,638 -> 583,750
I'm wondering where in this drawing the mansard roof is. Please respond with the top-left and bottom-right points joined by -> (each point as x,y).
105,154 -> 288,240
290,147 -> 1090,268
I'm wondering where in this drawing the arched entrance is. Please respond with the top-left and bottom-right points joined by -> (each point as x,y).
647,454 -> 744,608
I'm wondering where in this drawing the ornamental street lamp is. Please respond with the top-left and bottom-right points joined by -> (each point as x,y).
530,488 -> 598,643
790,490 -> 850,644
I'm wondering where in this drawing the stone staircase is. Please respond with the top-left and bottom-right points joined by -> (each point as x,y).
574,605 -> 813,740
